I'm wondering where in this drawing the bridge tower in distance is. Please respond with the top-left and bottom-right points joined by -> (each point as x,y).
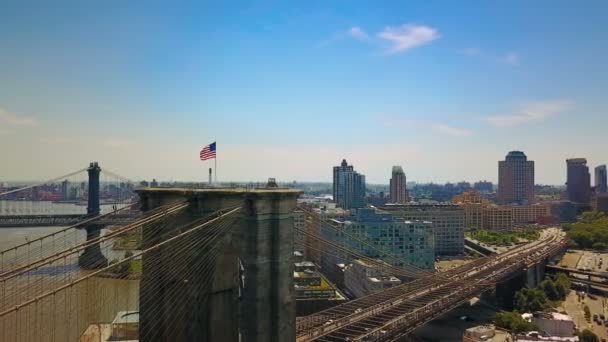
78,162 -> 109,269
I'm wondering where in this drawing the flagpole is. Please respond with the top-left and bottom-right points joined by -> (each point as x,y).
215,141 -> 217,184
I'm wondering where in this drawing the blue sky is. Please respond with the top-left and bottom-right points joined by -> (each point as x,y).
1,1 -> 607,184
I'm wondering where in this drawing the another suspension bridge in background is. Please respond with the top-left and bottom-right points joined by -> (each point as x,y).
0,164 -> 568,341
0,162 -> 138,227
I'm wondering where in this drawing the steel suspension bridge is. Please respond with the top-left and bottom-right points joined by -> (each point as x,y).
0,164 -> 567,341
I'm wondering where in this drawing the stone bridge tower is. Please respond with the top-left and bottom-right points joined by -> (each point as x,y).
136,187 -> 302,342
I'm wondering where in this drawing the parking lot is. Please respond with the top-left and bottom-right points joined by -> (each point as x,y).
577,251 -> 608,273
561,291 -> 608,341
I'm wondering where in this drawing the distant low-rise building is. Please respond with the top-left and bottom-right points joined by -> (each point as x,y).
454,190 -> 550,230
522,312 -> 575,338
344,259 -> 401,298
515,332 -> 578,342
463,325 -> 510,342
474,181 -> 494,194
293,259 -> 347,316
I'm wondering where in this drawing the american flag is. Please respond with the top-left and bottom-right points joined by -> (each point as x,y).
200,142 -> 216,160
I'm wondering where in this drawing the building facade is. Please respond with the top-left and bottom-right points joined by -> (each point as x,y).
510,205 -> 549,225
380,204 -> 465,256
595,164 -> 607,193
389,165 -> 407,204
321,209 -> 435,271
498,151 -> 535,205
332,159 -> 366,209
482,206 -> 513,231
454,190 -> 549,230
566,158 -> 591,204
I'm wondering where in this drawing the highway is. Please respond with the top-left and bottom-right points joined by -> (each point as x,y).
296,228 -> 567,342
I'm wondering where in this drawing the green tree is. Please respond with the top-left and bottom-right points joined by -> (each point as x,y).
540,279 -> 560,301
553,273 -> 571,299
514,288 -> 548,312
495,312 -> 537,333
578,329 -> 599,342
566,212 -> 608,249
581,211 -> 605,224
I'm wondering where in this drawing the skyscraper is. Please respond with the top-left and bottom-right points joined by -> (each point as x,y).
567,158 -> 591,204
595,165 -> 607,193
498,151 -> 535,205
389,165 -> 407,204
332,159 -> 366,209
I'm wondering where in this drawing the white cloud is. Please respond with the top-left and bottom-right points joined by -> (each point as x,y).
432,124 -> 473,137
378,24 -> 440,54
486,100 -> 572,127
501,51 -> 520,65
0,108 -> 38,127
348,26 -> 369,41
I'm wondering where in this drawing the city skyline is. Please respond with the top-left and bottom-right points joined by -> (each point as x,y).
2,1 -> 608,184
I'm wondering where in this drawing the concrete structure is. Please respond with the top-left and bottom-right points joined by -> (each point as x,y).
380,204 -> 464,255
389,165 -> 407,204
566,158 -> 591,204
498,151 -> 535,205
462,325 -> 499,342
136,187 -> 302,342
321,208 -> 435,270
525,312 -> 575,338
332,159 -> 366,209
344,259 -> 401,298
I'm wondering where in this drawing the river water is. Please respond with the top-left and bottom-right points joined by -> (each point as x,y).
0,200 -> 123,215
0,202 -> 140,341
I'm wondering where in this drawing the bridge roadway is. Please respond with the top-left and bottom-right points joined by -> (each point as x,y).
0,213 -> 140,227
297,229 -> 567,342
546,264 -> 608,280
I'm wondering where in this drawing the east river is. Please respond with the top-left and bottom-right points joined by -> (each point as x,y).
0,202 -> 139,341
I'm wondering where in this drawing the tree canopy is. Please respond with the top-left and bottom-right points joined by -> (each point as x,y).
577,329 -> 599,342
564,211 -> 608,249
495,312 -> 537,333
